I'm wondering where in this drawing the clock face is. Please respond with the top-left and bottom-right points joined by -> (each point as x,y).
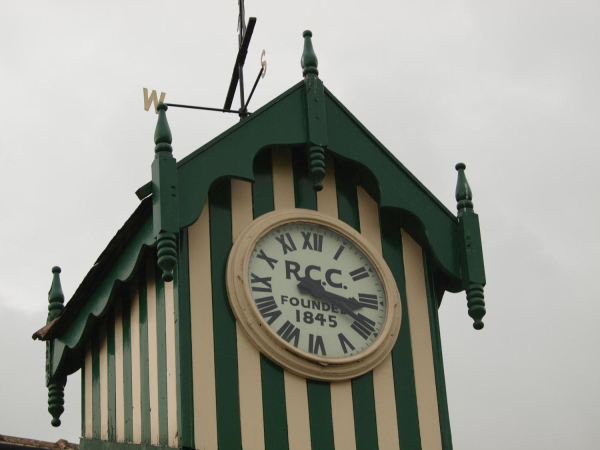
227,209 -> 401,380
248,222 -> 387,359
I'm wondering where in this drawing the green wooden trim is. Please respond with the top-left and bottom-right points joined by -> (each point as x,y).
49,202 -> 154,379
138,267 -> 151,444
79,438 -> 168,450
92,332 -> 101,439
381,217 -> 422,449
154,266 -> 169,445
174,229 -> 194,448
292,147 -> 335,450
81,359 -> 85,438
122,290 -> 133,442
254,149 -> 289,450
177,83 -> 306,228
107,309 -> 117,441
324,89 -> 460,283
335,158 -> 379,450
424,252 -> 453,450
209,179 -> 242,449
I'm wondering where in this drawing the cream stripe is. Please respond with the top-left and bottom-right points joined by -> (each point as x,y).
85,341 -> 93,438
317,154 -> 357,450
272,148 -> 295,210
147,261 -> 160,444
165,280 -> 179,447
272,148 -> 312,450
232,178 -> 266,450
402,231 -> 442,450
130,280 -> 142,444
189,201 -> 218,450
284,372 -> 312,450
357,186 -> 401,450
99,320 -> 109,440
316,154 -> 338,219
114,299 -> 125,441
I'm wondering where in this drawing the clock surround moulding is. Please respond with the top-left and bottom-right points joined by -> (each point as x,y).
226,208 -> 402,381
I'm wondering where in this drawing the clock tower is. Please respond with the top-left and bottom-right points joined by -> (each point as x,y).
34,30 -> 487,450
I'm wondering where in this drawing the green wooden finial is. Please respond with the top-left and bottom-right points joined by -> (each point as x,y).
47,266 -> 64,323
455,162 -> 473,211
301,30 -> 319,77
154,103 -> 173,154
152,102 -> 179,282
48,377 -> 66,427
454,162 -> 486,330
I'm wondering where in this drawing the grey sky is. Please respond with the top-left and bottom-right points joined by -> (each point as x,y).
1,1 -> 598,448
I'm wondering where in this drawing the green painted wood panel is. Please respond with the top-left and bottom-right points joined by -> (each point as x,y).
174,230 -> 195,448
424,253 -> 453,450
335,158 -> 379,450
209,179 -> 243,449
292,148 -> 335,450
154,266 -> 169,445
381,217 -> 422,449
92,332 -> 101,439
107,309 -> 117,441
122,290 -> 134,442
138,268 -> 151,444
253,149 -> 290,450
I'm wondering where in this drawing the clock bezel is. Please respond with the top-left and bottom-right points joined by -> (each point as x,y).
226,209 -> 401,381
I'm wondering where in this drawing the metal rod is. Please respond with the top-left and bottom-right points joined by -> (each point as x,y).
165,103 -> 241,114
244,67 -> 264,110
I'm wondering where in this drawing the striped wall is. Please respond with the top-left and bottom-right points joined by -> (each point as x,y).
81,260 -> 179,446
80,147 -> 452,450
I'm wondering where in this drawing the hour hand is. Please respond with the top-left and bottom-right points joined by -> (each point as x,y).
297,277 -> 363,311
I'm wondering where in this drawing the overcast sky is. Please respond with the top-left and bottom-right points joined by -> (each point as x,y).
1,1 -> 599,448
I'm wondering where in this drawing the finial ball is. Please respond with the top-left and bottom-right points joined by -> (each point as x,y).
52,266 -> 61,274
303,30 -> 312,38
157,103 -> 168,112
455,162 -> 466,171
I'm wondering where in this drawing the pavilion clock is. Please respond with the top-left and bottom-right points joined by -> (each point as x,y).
227,209 -> 401,380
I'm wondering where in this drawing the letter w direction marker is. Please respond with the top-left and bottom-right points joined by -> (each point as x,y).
143,88 -> 166,114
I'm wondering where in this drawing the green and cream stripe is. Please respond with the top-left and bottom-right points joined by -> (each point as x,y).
81,146 -> 451,450
82,263 -> 179,445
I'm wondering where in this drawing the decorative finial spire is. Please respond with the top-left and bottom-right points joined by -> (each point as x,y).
46,267 -> 66,427
47,266 -> 64,322
454,163 -> 486,330
455,163 -> 473,211
301,30 -> 319,77
152,103 -> 179,282
154,103 -> 173,153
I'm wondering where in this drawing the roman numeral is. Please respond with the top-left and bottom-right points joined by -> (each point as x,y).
256,249 -> 278,270
349,266 -> 369,281
358,293 -> 379,310
333,245 -> 345,261
351,314 -> 376,340
301,232 -> 323,252
338,333 -> 355,354
254,296 -> 282,325
275,233 -> 297,255
250,273 -> 272,292
308,334 -> 326,356
277,321 -> 300,347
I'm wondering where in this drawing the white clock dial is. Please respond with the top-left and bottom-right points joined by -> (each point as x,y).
248,222 -> 387,359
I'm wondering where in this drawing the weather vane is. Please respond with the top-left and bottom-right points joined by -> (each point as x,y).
143,0 -> 266,120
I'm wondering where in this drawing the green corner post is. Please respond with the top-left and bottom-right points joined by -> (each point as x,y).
46,266 -> 67,426
455,163 -> 487,329
152,103 -> 179,282
301,30 -> 327,191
